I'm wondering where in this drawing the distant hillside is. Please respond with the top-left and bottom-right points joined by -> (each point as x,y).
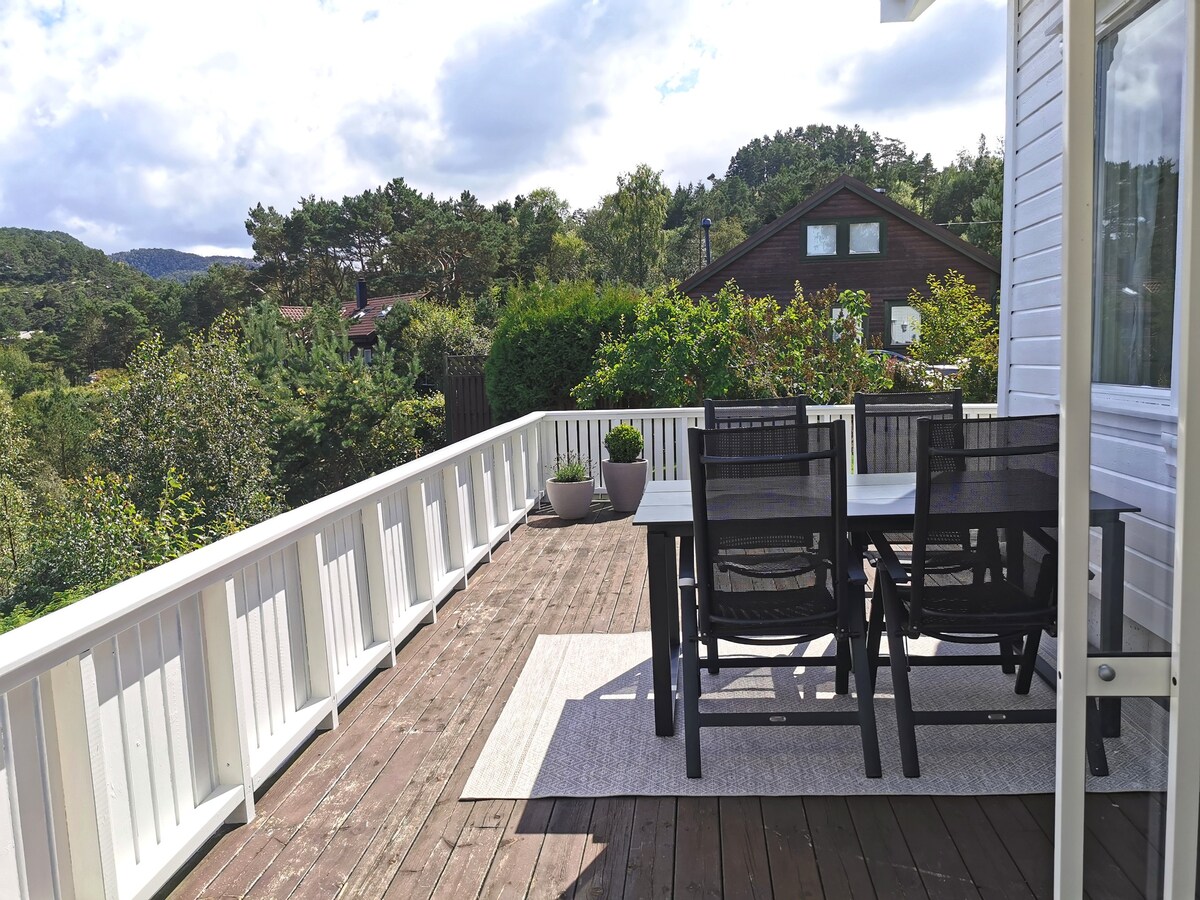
110,247 -> 257,282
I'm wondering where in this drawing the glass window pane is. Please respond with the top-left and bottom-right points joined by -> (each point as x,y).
888,304 -> 920,346
806,224 -> 837,256
849,222 -> 880,254
1092,0 -> 1184,387
831,306 -> 864,341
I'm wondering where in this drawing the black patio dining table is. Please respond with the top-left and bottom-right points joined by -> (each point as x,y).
632,472 -> 1139,745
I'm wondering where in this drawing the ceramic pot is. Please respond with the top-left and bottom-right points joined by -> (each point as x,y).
602,459 -> 649,512
546,478 -> 595,520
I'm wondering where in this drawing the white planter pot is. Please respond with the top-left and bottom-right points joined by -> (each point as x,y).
546,478 -> 595,520
602,459 -> 649,512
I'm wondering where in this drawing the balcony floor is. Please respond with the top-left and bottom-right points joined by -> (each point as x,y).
169,505 -> 1162,900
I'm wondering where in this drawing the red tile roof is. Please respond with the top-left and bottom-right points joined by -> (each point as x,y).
278,305 -> 307,322
340,292 -> 424,340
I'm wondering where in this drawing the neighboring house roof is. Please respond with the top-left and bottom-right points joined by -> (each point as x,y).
676,174 -> 1000,295
274,291 -> 426,338
340,292 -> 425,340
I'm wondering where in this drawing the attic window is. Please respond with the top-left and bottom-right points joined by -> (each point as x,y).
806,224 -> 837,256
849,222 -> 881,254
801,218 -> 886,258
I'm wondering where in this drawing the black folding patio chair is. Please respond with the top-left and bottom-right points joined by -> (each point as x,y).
870,414 -> 1060,778
701,396 -> 837,679
852,389 -> 1011,679
680,420 -> 882,779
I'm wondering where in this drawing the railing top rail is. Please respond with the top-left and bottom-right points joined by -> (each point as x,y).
0,410 -> 545,695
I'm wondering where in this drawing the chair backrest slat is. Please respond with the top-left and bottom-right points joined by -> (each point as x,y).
703,396 -> 809,430
852,389 -> 963,474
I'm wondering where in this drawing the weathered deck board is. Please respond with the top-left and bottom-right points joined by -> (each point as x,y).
168,504 -> 1163,900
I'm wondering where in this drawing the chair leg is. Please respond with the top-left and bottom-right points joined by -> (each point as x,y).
850,634 -> 882,778
999,638 -> 1016,675
706,636 -> 720,675
681,589 -> 703,778
835,639 -> 850,694
866,587 -> 884,691
882,590 -> 920,778
1014,629 -> 1043,695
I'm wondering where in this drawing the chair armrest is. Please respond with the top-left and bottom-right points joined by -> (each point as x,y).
867,533 -> 910,586
843,538 -> 868,587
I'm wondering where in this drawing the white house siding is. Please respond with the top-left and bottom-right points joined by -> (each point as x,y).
1000,0 -> 1176,650
1001,0 -> 1064,417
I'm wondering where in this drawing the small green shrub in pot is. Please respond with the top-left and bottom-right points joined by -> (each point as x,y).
602,424 -> 648,513
604,424 -> 644,463
546,452 -> 594,519
551,452 -> 591,483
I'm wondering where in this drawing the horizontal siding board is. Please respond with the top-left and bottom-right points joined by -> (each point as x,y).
1014,158 -> 1063,204
1018,0 -> 1061,34
1015,97 -> 1063,149
1012,127 -> 1060,177
1012,247 -> 1061,283
1006,392 -> 1059,415
1007,365 -> 1060,395
1010,307 -> 1060,338
1012,190 -> 1061,232
1011,217 -> 1062,257
1010,277 -> 1062,310
1008,336 -> 1061,366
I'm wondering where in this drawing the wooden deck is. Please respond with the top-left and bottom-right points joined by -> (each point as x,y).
169,505 -> 1164,900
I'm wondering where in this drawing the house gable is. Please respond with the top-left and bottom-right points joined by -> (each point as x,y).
679,175 -> 1000,347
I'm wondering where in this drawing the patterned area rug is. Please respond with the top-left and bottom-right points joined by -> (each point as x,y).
462,632 -> 1168,798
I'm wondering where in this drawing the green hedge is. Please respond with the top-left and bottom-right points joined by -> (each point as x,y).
486,281 -> 640,420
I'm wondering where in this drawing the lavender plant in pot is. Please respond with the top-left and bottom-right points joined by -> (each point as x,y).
546,452 -> 594,520
602,424 -> 648,513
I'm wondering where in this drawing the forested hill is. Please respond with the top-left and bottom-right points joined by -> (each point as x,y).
110,248 -> 256,282
0,228 -> 189,379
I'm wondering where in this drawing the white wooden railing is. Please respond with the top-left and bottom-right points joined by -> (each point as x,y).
542,404 -> 998,486
0,403 -> 995,898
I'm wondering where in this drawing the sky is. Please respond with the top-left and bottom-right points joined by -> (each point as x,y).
0,0 -> 1007,256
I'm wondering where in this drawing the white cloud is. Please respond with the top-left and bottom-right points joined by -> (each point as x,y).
0,0 -> 1006,252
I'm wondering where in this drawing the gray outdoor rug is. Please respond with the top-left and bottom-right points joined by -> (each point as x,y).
462,632 -> 1168,798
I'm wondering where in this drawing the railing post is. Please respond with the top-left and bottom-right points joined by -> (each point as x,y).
295,536 -> 340,729
360,502 -> 398,668
198,582 -> 257,822
469,452 -> 492,562
405,481 -> 436,620
46,657 -> 114,898
441,464 -> 469,590
492,440 -> 513,541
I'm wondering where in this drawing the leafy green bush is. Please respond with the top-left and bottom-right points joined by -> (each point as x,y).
905,270 -> 998,402
485,280 -> 641,420
573,283 -> 889,408
604,424 -> 643,462
380,298 -> 492,391
959,331 -> 999,402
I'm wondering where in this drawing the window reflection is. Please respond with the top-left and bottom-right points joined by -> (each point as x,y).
1092,0 -> 1184,388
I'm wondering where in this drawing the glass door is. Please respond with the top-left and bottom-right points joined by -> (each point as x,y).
1058,0 -> 1200,895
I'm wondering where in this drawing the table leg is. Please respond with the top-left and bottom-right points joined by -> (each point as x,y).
1100,517 -> 1126,737
648,529 -> 680,736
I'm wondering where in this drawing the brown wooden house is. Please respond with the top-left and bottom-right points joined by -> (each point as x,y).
677,174 -> 1000,350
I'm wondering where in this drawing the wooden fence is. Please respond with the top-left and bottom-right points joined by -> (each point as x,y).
443,355 -> 492,444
